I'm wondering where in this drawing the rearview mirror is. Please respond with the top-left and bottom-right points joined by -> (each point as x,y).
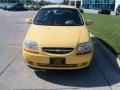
25,18 -> 32,24
85,20 -> 92,26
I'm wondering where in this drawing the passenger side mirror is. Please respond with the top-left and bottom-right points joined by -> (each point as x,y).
25,18 -> 32,24
85,20 -> 92,26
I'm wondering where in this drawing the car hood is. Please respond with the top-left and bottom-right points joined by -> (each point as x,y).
26,24 -> 89,48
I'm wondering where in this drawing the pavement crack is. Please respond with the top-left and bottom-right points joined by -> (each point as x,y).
0,50 -> 21,76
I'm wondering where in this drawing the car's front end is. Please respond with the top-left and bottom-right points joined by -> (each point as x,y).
23,47 -> 93,70
23,25 -> 93,70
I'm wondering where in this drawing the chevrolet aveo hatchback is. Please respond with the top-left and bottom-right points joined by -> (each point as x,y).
23,5 -> 93,70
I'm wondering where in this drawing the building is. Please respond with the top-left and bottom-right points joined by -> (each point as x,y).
69,0 -> 120,12
69,0 -> 82,8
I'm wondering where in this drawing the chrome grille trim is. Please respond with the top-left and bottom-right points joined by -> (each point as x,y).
42,48 -> 73,54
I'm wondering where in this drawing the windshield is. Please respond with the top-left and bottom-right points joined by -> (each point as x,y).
33,8 -> 84,26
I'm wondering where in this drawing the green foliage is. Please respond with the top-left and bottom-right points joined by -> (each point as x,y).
83,13 -> 120,53
0,0 -> 32,3
62,0 -> 69,5
39,0 -> 53,5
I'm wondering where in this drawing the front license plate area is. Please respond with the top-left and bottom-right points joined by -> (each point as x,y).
50,58 -> 65,65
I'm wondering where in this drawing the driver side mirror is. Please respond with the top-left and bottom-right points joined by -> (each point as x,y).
25,18 -> 32,24
85,20 -> 92,26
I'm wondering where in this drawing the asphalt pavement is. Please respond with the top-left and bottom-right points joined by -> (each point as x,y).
0,10 -> 120,90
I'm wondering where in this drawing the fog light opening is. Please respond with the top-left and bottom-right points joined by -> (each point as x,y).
80,62 -> 88,66
27,61 -> 34,65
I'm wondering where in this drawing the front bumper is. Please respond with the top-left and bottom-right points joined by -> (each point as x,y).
23,50 -> 93,70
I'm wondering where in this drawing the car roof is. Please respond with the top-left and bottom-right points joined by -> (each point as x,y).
41,5 -> 76,9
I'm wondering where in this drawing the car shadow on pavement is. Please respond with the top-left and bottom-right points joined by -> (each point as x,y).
96,37 -> 120,58
34,37 -> 120,88
93,37 -> 120,70
100,38 -> 120,60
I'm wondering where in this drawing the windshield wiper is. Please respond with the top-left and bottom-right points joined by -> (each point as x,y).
64,23 -> 81,26
35,20 -> 55,25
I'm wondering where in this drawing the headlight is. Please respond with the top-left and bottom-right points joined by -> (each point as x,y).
77,41 -> 93,53
23,40 -> 39,53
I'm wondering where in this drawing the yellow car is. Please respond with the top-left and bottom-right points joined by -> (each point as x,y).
23,5 -> 93,70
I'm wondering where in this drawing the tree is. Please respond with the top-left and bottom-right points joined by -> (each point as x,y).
0,0 -> 33,3
39,0 -> 53,6
61,0 -> 69,5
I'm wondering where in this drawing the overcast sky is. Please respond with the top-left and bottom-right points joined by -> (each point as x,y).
46,0 -> 63,3
35,0 -> 63,3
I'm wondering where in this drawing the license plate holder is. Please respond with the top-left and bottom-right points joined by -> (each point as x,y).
50,58 -> 65,65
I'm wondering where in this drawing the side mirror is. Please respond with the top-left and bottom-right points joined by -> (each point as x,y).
25,18 -> 32,24
85,20 -> 92,26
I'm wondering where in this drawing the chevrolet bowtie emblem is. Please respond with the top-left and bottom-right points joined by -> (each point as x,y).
55,49 -> 61,52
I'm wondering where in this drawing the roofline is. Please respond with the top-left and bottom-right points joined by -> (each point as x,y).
41,5 -> 77,9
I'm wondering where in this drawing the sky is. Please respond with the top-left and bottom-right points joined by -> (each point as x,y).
46,0 -> 63,3
35,0 -> 64,3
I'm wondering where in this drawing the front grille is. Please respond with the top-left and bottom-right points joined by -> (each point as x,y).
42,47 -> 73,54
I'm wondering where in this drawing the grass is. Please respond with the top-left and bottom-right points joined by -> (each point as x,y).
83,13 -> 120,54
